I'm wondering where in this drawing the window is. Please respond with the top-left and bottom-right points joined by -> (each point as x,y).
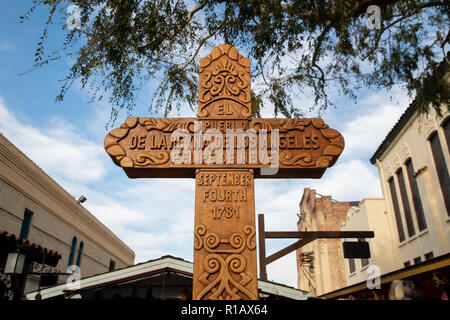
442,118 -> 450,154
429,132 -> 450,215
413,256 -> 422,265
348,258 -> 356,274
425,252 -> 434,261
19,209 -> 33,239
404,261 -> 411,267
109,259 -> 116,272
405,159 -> 427,231
68,237 -> 78,266
361,258 -> 369,268
76,241 -> 84,267
388,177 -> 406,242
396,168 -> 415,237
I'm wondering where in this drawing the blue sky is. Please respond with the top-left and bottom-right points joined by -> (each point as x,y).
0,1 -> 413,288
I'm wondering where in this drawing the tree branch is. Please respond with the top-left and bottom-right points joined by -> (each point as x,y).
187,0 -> 207,21
180,23 -> 223,71
360,2 -> 448,61
311,23 -> 332,83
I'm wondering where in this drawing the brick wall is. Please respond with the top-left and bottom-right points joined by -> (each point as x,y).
297,188 -> 353,296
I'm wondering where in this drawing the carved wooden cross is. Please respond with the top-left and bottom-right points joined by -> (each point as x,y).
104,44 -> 345,300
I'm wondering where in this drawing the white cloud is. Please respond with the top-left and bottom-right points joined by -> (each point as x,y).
309,159 -> 382,200
0,39 -> 12,51
340,91 -> 410,160
80,178 -> 196,263
0,97 -> 107,183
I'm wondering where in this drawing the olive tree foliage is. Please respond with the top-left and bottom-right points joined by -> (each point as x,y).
21,0 -> 449,126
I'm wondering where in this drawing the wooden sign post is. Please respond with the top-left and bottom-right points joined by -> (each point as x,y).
104,44 -> 345,300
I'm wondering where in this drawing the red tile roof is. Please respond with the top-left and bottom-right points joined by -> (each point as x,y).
0,230 -> 61,267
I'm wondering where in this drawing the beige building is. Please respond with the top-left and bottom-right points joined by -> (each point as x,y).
330,98 -> 450,298
0,134 -> 135,297
296,188 -> 358,296
340,198 -> 398,285
370,102 -> 449,271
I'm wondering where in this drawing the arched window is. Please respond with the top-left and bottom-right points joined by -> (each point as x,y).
68,237 -> 77,266
428,131 -> 450,214
396,167 -> 415,237
404,158 -> 427,231
19,209 -> 33,239
76,241 -> 84,267
388,176 -> 405,242
442,117 -> 450,154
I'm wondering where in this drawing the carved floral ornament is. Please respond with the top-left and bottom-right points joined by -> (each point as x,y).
104,117 -> 344,170
194,224 -> 257,300
198,44 -> 251,118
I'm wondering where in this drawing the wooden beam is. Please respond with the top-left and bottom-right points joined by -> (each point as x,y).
264,231 -> 374,239
257,214 -> 376,283
258,214 -> 268,281
265,236 -> 318,265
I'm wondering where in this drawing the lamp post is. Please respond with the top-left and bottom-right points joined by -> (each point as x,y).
4,249 -> 27,299
5,250 -> 27,274
3,239 -> 69,300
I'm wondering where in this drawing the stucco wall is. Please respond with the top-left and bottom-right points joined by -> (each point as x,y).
0,134 -> 135,294
375,108 -> 450,267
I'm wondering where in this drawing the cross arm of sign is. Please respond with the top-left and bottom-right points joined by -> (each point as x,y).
257,214 -> 374,281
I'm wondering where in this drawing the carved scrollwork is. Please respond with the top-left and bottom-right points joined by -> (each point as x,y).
244,225 -> 256,250
194,225 -> 207,250
135,152 -> 170,166
104,117 -> 199,167
199,59 -> 250,104
104,118 -> 137,167
138,118 -> 198,133
198,44 -> 251,118
249,118 -> 344,168
196,253 -> 257,300
280,151 -> 314,167
249,118 -> 312,132
195,225 -> 252,254
30,262 -> 59,274
194,224 -> 257,300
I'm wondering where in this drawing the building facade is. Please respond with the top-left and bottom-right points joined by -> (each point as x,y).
370,103 -> 449,272
340,198 -> 398,286
325,97 -> 450,299
296,188 -> 358,296
0,134 -> 135,296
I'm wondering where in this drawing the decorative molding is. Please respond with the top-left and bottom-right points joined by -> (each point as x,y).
384,164 -> 393,178
400,143 -> 411,162
392,153 -> 401,170
419,113 -> 437,138
29,262 -> 60,274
